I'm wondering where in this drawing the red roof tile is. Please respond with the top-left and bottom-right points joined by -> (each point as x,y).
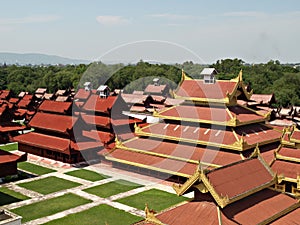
228,105 -> 264,123
0,90 -> 10,100
117,138 -> 242,166
271,207 -> 300,224
38,100 -> 72,114
9,98 -> 19,104
156,201 -> 235,225
290,130 -> 300,142
74,88 -> 92,100
222,189 -> 299,225
278,147 -> 300,159
107,149 -> 197,177
144,84 -> 167,94
234,124 -> 281,145
14,132 -> 70,153
81,113 -> 111,128
140,123 -> 237,147
206,158 -> 273,199
176,80 -> 236,99
82,130 -> 114,144
0,122 -> 26,133
29,112 -> 78,134
271,160 -> 300,179
83,95 -> 117,114
250,94 -> 274,105
159,105 -> 231,123
0,149 -> 22,163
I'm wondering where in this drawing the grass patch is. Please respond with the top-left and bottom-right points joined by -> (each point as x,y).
65,169 -> 110,182
117,189 -> 189,212
18,176 -> 81,195
11,193 -> 91,223
0,187 -> 29,206
43,204 -> 142,225
18,162 -> 56,175
0,143 -> 18,151
83,179 -> 143,198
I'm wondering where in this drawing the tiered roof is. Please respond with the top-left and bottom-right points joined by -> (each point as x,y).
103,70 -> 281,178
140,154 -> 300,225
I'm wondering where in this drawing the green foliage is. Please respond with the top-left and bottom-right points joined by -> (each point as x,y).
1,59 -> 299,107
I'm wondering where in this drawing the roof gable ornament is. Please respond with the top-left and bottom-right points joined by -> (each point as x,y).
145,204 -> 164,225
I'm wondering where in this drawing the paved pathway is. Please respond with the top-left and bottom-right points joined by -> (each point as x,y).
1,154 -> 192,224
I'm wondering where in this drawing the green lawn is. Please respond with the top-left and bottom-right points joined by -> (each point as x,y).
0,142 -> 18,151
0,187 -> 30,206
83,179 -> 143,198
43,204 -> 142,225
18,176 -> 81,195
117,189 -> 189,212
18,162 -> 56,175
11,193 -> 91,223
65,169 -> 110,182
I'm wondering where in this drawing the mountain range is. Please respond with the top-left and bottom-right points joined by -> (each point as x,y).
0,52 -> 90,65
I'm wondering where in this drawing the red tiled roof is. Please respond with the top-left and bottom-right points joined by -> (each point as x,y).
14,132 -> 70,153
82,130 -> 114,144
111,118 -> 137,126
115,138 -> 242,166
70,140 -> 103,151
271,207 -> 300,224
222,189 -> 299,225
228,105 -> 264,123
206,158 -> 273,199
154,189 -> 298,225
144,84 -> 167,94
234,124 -> 281,145
0,122 -> 26,133
0,90 -> 10,100
176,80 -> 236,99
156,201 -> 235,225
0,149 -> 21,163
29,112 -> 78,134
9,98 -> 19,104
290,130 -> 300,142
107,149 -> 197,177
271,160 -> 300,179
278,147 -> 300,159
81,113 -> 111,128
83,95 -> 117,114
250,94 -> 274,104
38,100 -> 72,114
159,105 -> 231,123
74,88 -> 92,100
140,123 -> 237,147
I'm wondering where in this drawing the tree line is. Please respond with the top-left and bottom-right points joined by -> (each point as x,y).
0,59 -> 299,107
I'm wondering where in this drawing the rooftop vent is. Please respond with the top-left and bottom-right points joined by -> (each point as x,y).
84,82 -> 91,91
201,68 -> 218,84
153,78 -> 160,86
97,85 -> 110,98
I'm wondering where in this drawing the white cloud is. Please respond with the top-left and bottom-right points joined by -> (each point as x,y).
96,16 -> 130,25
0,15 -> 61,25
223,11 -> 266,17
149,13 -> 195,20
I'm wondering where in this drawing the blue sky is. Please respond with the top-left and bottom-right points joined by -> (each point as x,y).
0,0 -> 300,63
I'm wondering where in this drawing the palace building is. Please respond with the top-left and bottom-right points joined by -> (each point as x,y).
101,70 -> 282,181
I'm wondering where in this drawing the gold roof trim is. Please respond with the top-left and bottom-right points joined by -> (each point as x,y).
145,204 -> 165,225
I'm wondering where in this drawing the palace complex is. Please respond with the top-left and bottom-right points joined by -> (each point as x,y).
1,68 -> 300,224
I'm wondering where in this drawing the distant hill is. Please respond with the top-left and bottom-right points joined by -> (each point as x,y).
0,52 -> 90,65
